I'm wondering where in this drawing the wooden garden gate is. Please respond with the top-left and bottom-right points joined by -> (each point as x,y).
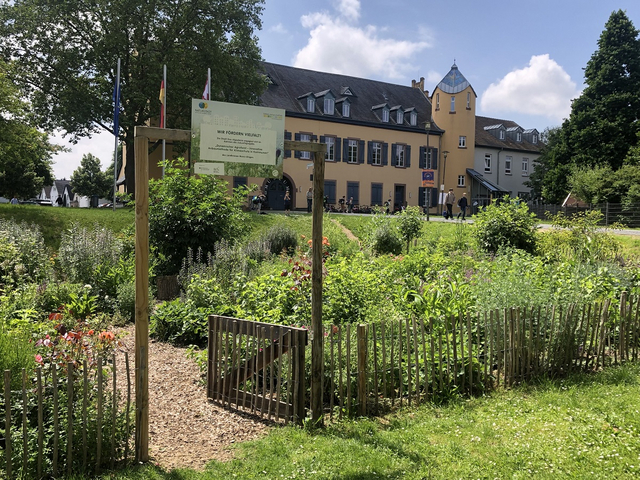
207,316 -> 308,424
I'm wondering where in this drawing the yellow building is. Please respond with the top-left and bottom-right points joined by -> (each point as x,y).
130,62 -> 540,212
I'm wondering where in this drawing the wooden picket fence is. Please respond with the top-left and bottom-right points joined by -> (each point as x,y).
324,293 -> 639,417
207,315 -> 308,424
1,354 -> 132,479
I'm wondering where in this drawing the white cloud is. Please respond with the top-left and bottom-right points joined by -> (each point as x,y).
293,1 -> 429,81
480,54 -> 580,123
269,23 -> 287,34
50,130 -> 116,180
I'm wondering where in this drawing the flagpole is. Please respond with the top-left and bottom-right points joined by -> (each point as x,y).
207,67 -> 211,98
162,64 -> 166,178
113,58 -> 121,212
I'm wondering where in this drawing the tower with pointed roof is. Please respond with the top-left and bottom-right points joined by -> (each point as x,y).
431,63 -> 477,197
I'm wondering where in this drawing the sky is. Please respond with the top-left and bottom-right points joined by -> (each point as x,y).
49,0 -> 640,179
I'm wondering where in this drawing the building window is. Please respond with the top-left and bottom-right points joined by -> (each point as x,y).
324,97 -> 334,114
457,175 -> 465,187
533,135 -> 538,144
300,133 -> 311,159
499,130 -> 505,140
522,158 -> 529,176
348,139 -> 359,163
484,154 -> 492,173
505,156 -> 512,174
382,108 -> 389,122
371,183 -> 383,206
436,93 -> 440,110
395,144 -> 405,167
371,142 -> 382,166
233,176 -> 248,189
410,111 -> 417,126
450,96 -> 455,112
466,92 -> 470,109
459,136 -> 466,148
396,110 -> 403,124
325,136 -> 336,162
516,132 -> 522,142
347,181 -> 359,205
342,102 -> 350,117
424,148 -> 433,169
324,180 -> 336,205
306,97 -> 315,113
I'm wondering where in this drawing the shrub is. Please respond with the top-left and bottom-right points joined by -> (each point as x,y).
150,298 -> 211,346
370,222 -> 403,256
261,223 -> 298,255
57,222 -> 123,286
397,206 -> 423,252
0,328 -> 35,390
470,196 -> 537,254
116,281 -> 136,323
0,219 -> 50,289
149,158 -> 250,275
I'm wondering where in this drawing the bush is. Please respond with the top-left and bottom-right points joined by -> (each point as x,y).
397,206 -> 423,252
57,222 -> 123,285
150,298 -> 211,346
470,197 -> 537,254
149,158 -> 250,275
0,219 -> 50,289
261,223 -> 298,255
370,222 -> 403,256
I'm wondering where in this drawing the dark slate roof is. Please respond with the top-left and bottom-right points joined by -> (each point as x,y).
475,116 -> 543,153
260,62 -> 443,133
54,179 -> 71,195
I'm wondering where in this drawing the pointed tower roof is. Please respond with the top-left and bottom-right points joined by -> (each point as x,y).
436,62 -> 471,94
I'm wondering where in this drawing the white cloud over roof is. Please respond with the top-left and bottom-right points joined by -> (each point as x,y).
480,54 -> 580,123
293,0 -> 430,81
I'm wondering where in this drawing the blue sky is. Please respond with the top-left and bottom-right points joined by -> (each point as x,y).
50,0 -> 640,179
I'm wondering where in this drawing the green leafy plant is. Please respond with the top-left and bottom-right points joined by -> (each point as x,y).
148,158 -> 250,276
470,196 -> 537,254
369,221 -> 403,256
261,223 -> 298,256
397,206 -> 423,252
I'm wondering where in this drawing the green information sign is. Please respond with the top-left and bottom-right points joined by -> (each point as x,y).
191,100 -> 286,178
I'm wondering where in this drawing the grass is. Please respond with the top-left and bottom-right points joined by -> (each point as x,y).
615,234 -> 640,257
0,204 -> 134,251
85,363 -> 640,479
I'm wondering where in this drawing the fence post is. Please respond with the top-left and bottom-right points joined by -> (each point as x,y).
605,202 -> 609,226
356,325 -> 368,416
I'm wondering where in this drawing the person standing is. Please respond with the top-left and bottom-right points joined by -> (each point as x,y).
306,187 -> 313,213
444,188 -> 456,220
10,196 -> 18,205
283,190 -> 291,214
347,196 -> 354,213
457,192 -> 468,220
338,195 -> 346,212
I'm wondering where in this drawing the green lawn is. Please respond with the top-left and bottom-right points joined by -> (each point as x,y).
0,204 -> 134,250
86,363 -> 640,479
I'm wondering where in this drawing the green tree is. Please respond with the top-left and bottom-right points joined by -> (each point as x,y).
398,206 -> 423,253
528,11 -> 640,201
0,0 -> 266,196
0,61 -> 56,198
569,10 -> 640,170
568,165 -> 614,204
70,154 -> 112,199
149,158 -> 250,276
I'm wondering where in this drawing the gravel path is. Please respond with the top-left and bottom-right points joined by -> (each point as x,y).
115,325 -> 270,471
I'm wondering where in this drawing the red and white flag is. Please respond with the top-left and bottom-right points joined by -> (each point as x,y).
202,77 -> 210,100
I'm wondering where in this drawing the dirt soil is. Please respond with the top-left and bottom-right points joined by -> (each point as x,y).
114,325 -> 271,471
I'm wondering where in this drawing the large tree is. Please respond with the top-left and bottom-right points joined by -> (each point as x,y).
0,0 -> 266,195
0,61 -> 56,198
569,10 -> 640,170
71,153 -> 112,199
530,10 -> 640,202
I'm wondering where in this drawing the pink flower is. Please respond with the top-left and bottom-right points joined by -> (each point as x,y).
35,354 -> 43,364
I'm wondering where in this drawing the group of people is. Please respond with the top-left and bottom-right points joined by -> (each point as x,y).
444,188 -> 468,220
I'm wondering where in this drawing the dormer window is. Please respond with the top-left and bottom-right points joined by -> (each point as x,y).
306,97 -> 315,113
382,108 -> 389,122
396,110 -> 403,124
410,111 -> 417,126
324,97 -> 334,114
342,102 -> 350,117
517,132 -> 522,142
533,135 -> 538,144
499,130 -> 505,140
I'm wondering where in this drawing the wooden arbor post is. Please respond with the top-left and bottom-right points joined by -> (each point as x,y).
284,140 -> 326,425
133,126 -> 191,462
